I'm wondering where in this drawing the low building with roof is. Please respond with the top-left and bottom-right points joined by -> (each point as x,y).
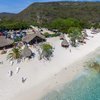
22,33 -> 46,45
0,36 -> 13,49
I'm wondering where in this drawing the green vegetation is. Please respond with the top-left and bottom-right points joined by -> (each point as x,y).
43,32 -> 60,38
0,21 -> 29,31
6,2 -> 100,26
91,23 -> 100,29
68,27 -> 82,46
48,18 -> 82,33
0,2 -> 100,30
7,47 -> 21,61
40,43 -> 54,60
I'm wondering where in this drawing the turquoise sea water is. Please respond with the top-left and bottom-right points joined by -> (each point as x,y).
42,56 -> 100,100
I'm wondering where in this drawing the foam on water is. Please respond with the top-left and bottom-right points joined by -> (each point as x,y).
42,56 -> 100,100
42,71 -> 100,100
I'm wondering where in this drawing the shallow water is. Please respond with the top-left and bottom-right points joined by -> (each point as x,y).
42,57 -> 100,100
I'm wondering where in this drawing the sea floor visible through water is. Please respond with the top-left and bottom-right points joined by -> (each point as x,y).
42,52 -> 100,100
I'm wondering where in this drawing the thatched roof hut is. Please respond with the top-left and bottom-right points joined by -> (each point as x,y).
0,36 -> 13,49
61,39 -> 69,48
21,46 -> 32,58
22,33 -> 46,45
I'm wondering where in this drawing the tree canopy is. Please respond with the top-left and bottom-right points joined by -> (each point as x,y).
68,27 -> 82,46
0,20 -> 29,31
7,47 -> 22,61
48,18 -> 82,33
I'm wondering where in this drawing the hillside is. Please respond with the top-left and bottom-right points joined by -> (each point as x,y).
0,12 -> 16,20
13,2 -> 100,24
0,2 -> 100,27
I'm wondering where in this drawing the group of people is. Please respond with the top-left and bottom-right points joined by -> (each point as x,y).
8,67 -> 27,83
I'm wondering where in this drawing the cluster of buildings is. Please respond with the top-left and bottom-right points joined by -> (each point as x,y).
0,27 -> 46,50
1,25 -> 99,51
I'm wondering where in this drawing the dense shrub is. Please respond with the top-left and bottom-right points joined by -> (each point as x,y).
44,32 -> 60,38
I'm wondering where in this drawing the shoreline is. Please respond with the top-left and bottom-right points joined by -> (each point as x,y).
0,29 -> 100,100
13,47 -> 100,100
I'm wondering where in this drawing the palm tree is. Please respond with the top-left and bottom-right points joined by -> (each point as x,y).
68,27 -> 82,47
7,47 -> 22,61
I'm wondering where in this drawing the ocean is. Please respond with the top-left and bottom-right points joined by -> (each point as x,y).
42,53 -> 100,100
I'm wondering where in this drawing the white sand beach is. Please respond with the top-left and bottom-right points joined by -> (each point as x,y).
0,29 -> 100,100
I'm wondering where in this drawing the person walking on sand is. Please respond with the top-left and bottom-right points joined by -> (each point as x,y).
16,67 -> 20,74
10,70 -> 13,76
22,77 -> 24,83
10,60 -> 14,66
8,70 -> 13,77
22,77 -> 27,83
